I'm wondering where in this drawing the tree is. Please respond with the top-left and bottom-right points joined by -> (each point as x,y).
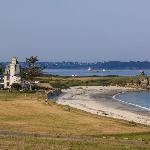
0,64 -> 4,75
21,56 -> 42,80
26,56 -> 39,68
140,71 -> 146,76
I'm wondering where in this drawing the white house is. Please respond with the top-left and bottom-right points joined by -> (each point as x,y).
4,57 -> 21,89
0,75 -> 4,89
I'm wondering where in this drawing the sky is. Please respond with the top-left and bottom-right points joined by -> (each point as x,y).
0,0 -> 150,62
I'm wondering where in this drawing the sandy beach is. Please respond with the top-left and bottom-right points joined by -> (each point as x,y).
56,86 -> 150,125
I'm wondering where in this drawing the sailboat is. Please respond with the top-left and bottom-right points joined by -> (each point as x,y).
88,67 -> 92,71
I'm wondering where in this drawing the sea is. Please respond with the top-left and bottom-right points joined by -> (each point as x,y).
44,69 -> 150,76
114,91 -> 150,111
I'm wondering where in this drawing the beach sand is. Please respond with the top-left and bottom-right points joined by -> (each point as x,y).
56,86 -> 150,125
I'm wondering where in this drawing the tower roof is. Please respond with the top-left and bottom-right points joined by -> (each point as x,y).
11,57 -> 18,64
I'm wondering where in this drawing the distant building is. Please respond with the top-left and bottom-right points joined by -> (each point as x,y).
4,57 -> 21,89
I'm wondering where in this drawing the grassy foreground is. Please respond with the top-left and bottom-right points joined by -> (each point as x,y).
0,91 -> 149,149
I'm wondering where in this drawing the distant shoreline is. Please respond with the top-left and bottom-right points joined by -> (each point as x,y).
43,68 -> 150,77
56,86 -> 150,125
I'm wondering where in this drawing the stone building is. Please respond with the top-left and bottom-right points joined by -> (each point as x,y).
4,57 -> 21,89
0,75 -> 4,89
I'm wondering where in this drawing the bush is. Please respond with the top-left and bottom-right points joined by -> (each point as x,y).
50,81 -> 70,89
11,83 -> 21,90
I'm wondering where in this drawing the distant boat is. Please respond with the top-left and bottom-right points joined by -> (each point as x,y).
72,74 -> 78,77
88,67 -> 92,71
102,69 -> 111,72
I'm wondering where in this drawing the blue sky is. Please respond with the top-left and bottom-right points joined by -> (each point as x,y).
0,0 -> 150,62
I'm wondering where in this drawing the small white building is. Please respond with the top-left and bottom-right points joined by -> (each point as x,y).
4,57 -> 21,89
0,75 -> 4,89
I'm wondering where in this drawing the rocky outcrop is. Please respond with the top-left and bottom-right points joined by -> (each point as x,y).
137,71 -> 150,89
34,83 -> 62,99
47,88 -> 62,99
139,78 -> 149,89
126,71 -> 150,90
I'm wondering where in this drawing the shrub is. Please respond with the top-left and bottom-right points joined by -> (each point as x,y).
11,83 -> 21,90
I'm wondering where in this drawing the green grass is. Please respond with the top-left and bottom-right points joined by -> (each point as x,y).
0,135 -> 149,150
0,91 -> 22,101
92,132 -> 150,141
0,90 -> 42,101
36,76 -> 140,89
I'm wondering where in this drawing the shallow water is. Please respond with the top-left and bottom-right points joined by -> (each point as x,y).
114,91 -> 150,111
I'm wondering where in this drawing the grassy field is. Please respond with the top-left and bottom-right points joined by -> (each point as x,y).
0,91 -> 149,149
35,76 -> 140,89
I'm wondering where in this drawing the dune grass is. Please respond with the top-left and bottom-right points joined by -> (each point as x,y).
0,91 -> 149,149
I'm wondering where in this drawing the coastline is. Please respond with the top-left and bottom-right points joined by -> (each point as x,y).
56,86 -> 150,125
113,92 -> 150,111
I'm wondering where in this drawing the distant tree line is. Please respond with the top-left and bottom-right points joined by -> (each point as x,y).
2,60 -> 150,70
37,61 -> 150,70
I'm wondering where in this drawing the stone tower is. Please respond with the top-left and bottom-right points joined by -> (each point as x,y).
4,57 -> 21,89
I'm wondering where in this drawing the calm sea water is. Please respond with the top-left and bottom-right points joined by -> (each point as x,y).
114,91 -> 150,111
44,69 -> 150,76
